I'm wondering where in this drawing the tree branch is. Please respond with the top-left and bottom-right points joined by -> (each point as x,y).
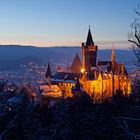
135,27 -> 140,45
128,39 -> 139,47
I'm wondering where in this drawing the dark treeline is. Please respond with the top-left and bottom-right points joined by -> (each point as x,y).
1,90 -> 140,140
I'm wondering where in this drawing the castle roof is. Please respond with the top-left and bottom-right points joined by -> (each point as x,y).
98,61 -> 128,76
52,72 -> 81,83
70,53 -> 82,73
39,85 -> 62,97
115,63 -> 128,76
86,28 -> 94,46
98,61 -> 111,66
46,62 -> 52,78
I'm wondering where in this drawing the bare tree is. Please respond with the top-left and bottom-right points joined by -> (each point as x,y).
128,4 -> 140,67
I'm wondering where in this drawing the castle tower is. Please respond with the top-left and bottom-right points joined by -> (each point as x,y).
82,27 -> 98,72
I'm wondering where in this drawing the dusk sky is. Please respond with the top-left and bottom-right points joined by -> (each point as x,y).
0,0 -> 139,48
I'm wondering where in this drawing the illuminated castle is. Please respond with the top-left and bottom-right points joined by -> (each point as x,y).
47,28 -> 131,101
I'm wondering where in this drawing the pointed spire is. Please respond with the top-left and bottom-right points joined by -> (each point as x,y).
86,26 -> 94,46
46,61 -> 52,78
111,43 -> 115,61
70,53 -> 82,73
111,42 -> 115,70
75,78 -> 81,90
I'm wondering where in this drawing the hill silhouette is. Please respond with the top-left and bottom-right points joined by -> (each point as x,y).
0,45 -> 136,71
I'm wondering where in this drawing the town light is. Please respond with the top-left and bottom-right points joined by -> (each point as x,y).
81,68 -> 85,73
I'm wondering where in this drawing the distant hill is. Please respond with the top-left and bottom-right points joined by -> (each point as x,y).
0,45 -> 136,71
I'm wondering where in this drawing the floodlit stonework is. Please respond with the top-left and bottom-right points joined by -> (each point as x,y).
47,28 -> 131,101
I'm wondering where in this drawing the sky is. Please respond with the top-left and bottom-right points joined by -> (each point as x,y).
0,0 -> 139,48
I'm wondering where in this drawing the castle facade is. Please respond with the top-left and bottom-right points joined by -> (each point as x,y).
48,28 -> 131,101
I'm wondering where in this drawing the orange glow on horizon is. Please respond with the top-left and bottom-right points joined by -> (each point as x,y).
0,40 -> 131,49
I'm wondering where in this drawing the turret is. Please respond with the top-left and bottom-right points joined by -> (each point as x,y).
46,62 -> 52,79
111,45 -> 115,71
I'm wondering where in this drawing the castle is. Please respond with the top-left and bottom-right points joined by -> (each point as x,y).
46,28 -> 131,101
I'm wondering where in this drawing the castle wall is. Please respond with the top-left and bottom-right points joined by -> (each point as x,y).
80,74 -> 131,102
58,82 -> 75,97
